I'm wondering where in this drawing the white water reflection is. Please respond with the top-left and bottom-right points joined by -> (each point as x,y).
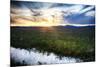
11,47 -> 82,65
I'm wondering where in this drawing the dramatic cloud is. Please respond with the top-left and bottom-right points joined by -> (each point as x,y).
11,1 -> 95,26
79,6 -> 94,14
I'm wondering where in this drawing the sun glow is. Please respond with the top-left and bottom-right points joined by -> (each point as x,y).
11,21 -> 61,27
11,8 -> 65,27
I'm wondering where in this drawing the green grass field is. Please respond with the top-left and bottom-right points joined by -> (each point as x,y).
11,26 -> 95,62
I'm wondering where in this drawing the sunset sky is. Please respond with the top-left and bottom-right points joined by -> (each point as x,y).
11,1 -> 95,27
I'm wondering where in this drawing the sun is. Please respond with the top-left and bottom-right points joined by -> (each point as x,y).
38,22 -> 53,27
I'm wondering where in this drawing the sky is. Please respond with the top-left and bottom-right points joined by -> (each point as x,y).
11,1 -> 95,27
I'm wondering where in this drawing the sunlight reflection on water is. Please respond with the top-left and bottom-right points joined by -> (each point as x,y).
11,47 -> 82,65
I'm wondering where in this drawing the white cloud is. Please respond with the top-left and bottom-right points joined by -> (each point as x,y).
60,5 -> 84,13
79,6 -> 94,14
60,5 -> 95,16
85,11 -> 95,17
11,8 -> 33,16
68,5 -> 84,13
52,5 -> 84,17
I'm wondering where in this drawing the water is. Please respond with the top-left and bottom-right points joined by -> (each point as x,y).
11,47 -> 82,65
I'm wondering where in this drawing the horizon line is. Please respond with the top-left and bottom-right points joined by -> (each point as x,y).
11,23 -> 95,27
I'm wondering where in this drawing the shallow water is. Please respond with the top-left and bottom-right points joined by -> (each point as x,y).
11,47 -> 82,65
